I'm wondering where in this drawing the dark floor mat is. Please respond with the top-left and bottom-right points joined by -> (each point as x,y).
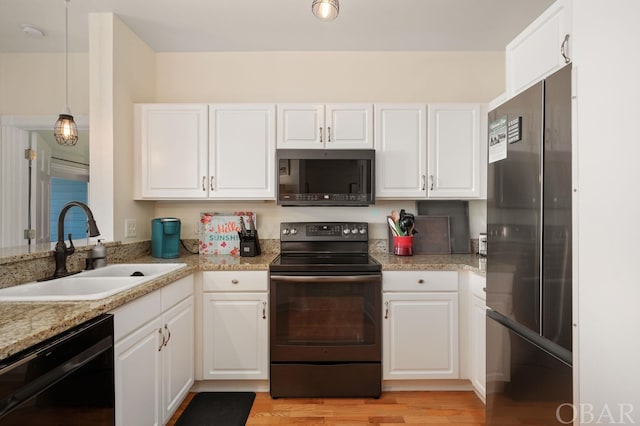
175,392 -> 256,426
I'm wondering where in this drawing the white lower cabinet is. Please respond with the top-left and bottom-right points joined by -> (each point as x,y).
469,272 -> 486,400
112,275 -> 194,426
202,271 -> 269,380
382,271 -> 459,380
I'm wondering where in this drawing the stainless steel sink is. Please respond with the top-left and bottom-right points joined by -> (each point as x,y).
0,263 -> 186,301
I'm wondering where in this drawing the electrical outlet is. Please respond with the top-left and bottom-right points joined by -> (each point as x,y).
193,223 -> 200,236
125,219 -> 137,238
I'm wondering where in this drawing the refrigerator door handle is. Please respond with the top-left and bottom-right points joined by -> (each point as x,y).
487,309 -> 572,367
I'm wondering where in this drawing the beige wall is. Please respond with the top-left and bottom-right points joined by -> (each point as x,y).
153,51 -> 500,240
155,51 -> 504,103
89,13 -> 156,242
0,53 -> 89,115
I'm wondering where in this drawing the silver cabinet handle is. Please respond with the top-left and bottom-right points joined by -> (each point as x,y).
561,34 -> 570,64
158,328 -> 165,352
421,175 -> 426,191
429,175 -> 434,191
163,324 -> 171,347
210,176 -> 214,191
262,301 -> 267,320
384,301 -> 389,319
328,126 -> 331,142
319,127 -> 323,143
231,279 -> 239,285
202,176 -> 206,191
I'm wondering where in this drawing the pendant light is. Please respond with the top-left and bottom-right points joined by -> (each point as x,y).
54,0 -> 78,146
312,0 -> 339,21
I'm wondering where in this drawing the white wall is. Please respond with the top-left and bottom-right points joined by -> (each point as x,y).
153,51 -> 502,239
573,1 -> 640,423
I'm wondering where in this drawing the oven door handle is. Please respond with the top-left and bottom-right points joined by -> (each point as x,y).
270,275 -> 380,283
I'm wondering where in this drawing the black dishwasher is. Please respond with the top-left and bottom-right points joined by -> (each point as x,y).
0,314 -> 115,425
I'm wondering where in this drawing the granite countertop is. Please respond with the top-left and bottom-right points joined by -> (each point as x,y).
0,251 -> 484,361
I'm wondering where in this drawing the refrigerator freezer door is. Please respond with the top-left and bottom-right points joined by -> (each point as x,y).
486,312 -> 573,425
487,81 -> 544,334
542,64 -> 573,351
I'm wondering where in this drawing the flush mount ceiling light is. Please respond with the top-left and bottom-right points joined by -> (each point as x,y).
54,0 -> 78,146
21,24 -> 45,38
312,0 -> 339,21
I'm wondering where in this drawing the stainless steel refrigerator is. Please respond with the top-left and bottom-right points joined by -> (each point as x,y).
486,64 -> 573,425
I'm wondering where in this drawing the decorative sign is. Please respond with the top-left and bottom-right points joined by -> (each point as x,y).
489,115 -> 508,163
507,116 -> 522,144
199,212 -> 256,256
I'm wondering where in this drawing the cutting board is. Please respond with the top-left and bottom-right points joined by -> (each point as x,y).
388,215 -> 451,255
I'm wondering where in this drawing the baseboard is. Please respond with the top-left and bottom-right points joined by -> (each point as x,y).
382,379 -> 473,392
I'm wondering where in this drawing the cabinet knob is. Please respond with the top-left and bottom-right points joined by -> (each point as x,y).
231,279 -> 239,284
417,279 -> 425,284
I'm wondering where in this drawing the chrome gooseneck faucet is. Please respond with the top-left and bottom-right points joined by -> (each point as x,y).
54,201 -> 100,278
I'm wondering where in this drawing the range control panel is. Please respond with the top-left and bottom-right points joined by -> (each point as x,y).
280,222 -> 368,242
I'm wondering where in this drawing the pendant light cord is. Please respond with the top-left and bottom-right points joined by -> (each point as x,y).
64,0 -> 69,112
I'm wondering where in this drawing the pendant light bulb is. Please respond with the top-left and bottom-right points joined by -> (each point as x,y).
312,0 -> 339,21
54,0 -> 78,146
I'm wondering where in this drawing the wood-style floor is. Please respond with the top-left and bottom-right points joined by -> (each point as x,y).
168,391 -> 485,425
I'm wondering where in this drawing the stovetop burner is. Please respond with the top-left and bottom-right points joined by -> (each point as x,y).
270,221 -> 381,274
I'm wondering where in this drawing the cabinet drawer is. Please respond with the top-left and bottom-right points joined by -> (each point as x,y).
161,275 -> 194,311
112,290 -> 162,341
382,271 -> 458,292
469,272 -> 486,301
203,271 -> 268,292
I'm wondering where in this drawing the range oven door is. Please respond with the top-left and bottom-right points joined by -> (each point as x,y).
269,274 -> 382,362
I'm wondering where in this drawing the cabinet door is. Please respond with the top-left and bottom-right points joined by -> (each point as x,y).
325,104 -> 373,149
161,296 -> 194,424
114,317 -> 163,426
135,104 -> 208,199
209,104 -> 276,199
471,294 -> 487,399
277,104 -> 324,149
202,292 -> 269,380
383,292 -> 458,380
427,104 -> 481,198
506,0 -> 571,96
374,104 -> 427,198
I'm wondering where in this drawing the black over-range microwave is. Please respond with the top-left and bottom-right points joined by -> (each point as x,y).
276,149 -> 375,206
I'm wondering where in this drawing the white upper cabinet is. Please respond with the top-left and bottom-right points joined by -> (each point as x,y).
427,104 -> 482,199
277,103 -> 373,149
208,104 -> 276,199
135,104 -> 209,199
506,0 -> 572,97
374,104 -> 428,198
135,103 -> 276,200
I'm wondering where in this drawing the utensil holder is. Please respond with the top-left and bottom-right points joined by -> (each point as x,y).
393,235 -> 413,256
239,231 -> 261,257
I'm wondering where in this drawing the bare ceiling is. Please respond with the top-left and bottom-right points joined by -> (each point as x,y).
0,0 -> 555,53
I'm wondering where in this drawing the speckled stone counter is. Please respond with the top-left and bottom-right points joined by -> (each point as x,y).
0,248 -> 484,362
372,253 -> 486,274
